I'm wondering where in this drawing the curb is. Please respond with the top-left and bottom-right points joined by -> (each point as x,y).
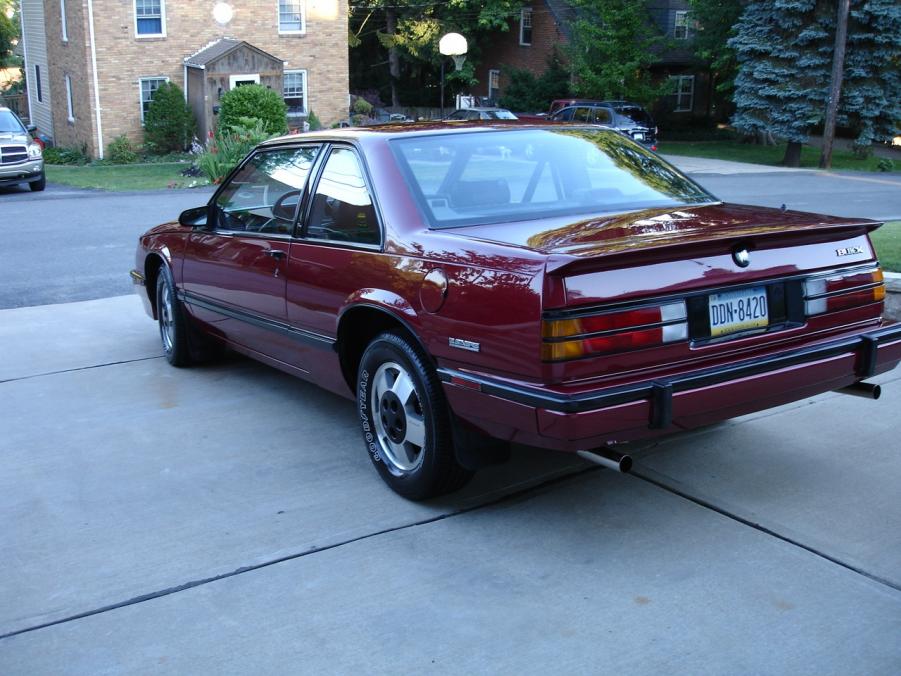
885,272 -> 901,293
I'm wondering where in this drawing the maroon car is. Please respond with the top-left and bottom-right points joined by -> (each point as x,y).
132,124 -> 900,499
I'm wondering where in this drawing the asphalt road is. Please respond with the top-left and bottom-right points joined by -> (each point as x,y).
1,296 -> 900,672
1,165 -> 900,310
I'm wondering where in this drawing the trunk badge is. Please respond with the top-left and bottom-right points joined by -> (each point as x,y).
835,246 -> 864,257
732,246 -> 751,267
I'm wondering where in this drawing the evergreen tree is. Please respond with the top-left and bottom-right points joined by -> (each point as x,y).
143,83 -> 196,153
730,0 -> 900,166
841,0 -> 901,149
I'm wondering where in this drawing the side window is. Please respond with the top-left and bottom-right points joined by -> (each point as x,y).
574,107 -> 592,123
556,107 -> 574,121
306,148 -> 380,246
592,108 -> 612,125
214,146 -> 318,234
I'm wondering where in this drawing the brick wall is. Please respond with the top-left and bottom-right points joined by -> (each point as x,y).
44,0 -> 99,154
46,0 -> 349,157
473,1 -> 568,105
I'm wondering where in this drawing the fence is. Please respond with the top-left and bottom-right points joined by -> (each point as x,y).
0,93 -> 29,120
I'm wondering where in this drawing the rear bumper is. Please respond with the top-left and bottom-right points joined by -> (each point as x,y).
440,323 -> 901,451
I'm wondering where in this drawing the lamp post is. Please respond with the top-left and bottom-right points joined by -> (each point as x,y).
438,32 -> 467,119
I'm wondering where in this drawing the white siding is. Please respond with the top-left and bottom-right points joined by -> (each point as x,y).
20,0 -> 54,136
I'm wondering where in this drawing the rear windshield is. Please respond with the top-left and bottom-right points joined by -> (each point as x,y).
614,105 -> 653,126
489,110 -> 517,120
391,128 -> 714,228
0,110 -> 26,134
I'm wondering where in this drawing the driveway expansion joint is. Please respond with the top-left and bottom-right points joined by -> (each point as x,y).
631,467 -> 901,595
0,465 -> 596,641
0,355 -> 164,385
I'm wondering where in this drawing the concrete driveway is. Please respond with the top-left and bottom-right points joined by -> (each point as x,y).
1,296 -> 900,673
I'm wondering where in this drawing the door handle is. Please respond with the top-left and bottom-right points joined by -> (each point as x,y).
265,250 -> 287,260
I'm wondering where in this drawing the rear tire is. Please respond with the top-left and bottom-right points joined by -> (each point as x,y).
29,172 -> 46,192
357,331 -> 473,500
156,264 -> 192,367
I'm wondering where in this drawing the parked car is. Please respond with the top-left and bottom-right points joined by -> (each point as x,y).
0,106 -> 45,192
446,107 -> 518,121
550,101 -> 658,146
548,99 -> 602,116
133,124 -> 899,500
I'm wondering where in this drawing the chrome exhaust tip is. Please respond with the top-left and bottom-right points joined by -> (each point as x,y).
577,448 -> 633,473
837,381 -> 882,400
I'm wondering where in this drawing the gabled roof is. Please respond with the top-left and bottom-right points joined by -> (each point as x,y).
183,38 -> 284,68
544,0 -> 576,40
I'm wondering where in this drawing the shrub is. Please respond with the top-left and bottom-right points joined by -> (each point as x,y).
107,134 -> 139,164
144,82 -> 195,153
219,84 -> 287,136
498,55 -> 571,112
196,118 -> 273,184
352,97 -> 374,117
42,145 -> 90,165
306,110 -> 322,131
877,158 -> 895,172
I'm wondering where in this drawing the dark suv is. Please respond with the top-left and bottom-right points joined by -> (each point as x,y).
549,100 -> 657,146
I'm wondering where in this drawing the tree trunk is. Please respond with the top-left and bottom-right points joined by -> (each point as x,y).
783,141 -> 803,167
385,7 -> 400,108
819,0 -> 850,169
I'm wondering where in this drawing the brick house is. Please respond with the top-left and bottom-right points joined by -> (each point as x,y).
19,0 -> 349,158
472,0 -> 710,121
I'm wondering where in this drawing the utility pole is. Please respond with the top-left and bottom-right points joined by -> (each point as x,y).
819,0 -> 850,169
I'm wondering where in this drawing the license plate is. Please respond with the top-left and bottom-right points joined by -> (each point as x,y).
708,286 -> 769,337
633,133 -> 644,141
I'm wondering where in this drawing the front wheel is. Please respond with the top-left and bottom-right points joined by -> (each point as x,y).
357,331 -> 472,500
156,264 -> 191,366
29,172 -> 46,192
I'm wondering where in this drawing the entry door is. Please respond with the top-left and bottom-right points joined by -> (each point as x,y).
182,145 -> 320,366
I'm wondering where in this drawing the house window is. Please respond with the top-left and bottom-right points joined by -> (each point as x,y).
488,69 -> 500,99
135,0 -> 165,37
674,11 -> 691,40
61,0 -> 68,41
671,75 -> 694,112
278,0 -> 305,34
65,74 -> 74,122
34,65 -> 43,103
519,8 -> 533,45
140,77 -> 168,122
284,70 -> 307,116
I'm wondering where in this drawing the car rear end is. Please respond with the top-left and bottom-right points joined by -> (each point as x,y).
526,215 -> 896,447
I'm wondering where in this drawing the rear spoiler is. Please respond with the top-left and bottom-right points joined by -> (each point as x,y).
544,219 -> 882,276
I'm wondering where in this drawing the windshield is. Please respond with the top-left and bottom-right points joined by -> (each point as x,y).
392,128 -> 715,228
0,110 -> 26,134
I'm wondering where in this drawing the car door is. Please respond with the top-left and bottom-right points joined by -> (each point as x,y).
285,145 -> 383,374
182,144 -> 320,367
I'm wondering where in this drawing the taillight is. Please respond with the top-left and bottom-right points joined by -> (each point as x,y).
804,267 -> 885,316
542,301 -> 688,362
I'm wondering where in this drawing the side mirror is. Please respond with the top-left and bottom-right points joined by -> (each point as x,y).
26,124 -> 37,133
179,206 -> 209,228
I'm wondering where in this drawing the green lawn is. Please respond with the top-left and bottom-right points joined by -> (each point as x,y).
46,162 -> 209,191
871,221 -> 901,273
659,140 -> 898,173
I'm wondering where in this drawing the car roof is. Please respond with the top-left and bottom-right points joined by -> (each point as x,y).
451,107 -> 510,112
260,121 -> 614,145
